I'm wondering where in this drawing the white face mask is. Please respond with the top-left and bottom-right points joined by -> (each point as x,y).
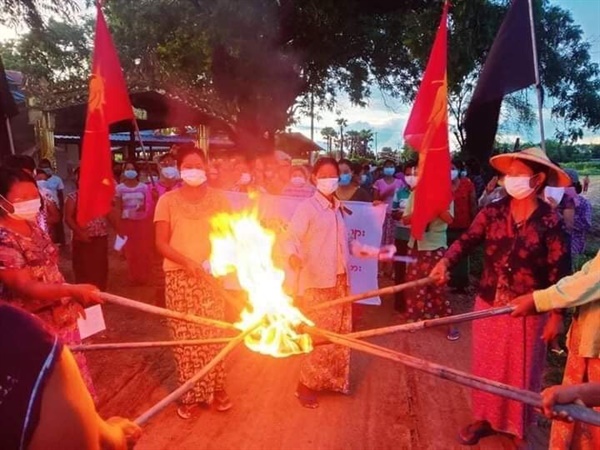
161,167 -> 179,180
1,198 -> 41,222
180,169 -> 207,187
504,176 -> 535,200
316,178 -> 339,195
291,176 -> 306,186
451,170 -> 459,181
405,175 -> 418,188
238,172 -> 252,185
544,186 -> 565,205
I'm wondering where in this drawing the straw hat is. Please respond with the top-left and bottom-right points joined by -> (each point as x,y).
490,147 -> 571,187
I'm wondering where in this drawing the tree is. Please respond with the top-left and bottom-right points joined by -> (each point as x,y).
4,0 -> 598,154
320,127 -> 337,154
0,18 -> 92,83
0,0 -> 77,30
336,117 -> 348,158
357,129 -> 374,157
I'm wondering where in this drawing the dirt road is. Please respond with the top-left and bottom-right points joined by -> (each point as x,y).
72,175 -> 600,450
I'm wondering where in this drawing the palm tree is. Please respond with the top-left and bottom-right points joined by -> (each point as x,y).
320,127 -> 338,155
358,129 -> 374,157
336,117 -> 348,159
345,130 -> 361,158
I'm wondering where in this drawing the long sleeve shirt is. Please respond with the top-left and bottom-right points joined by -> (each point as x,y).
444,197 -> 571,305
534,251 -> 600,358
284,192 -> 349,294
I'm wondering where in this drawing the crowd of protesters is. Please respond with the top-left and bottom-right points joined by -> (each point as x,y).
0,146 -> 598,450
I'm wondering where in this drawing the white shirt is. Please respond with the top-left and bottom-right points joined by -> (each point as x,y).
284,192 -> 350,294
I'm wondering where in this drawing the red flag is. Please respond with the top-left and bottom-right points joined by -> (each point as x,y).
77,3 -> 133,226
403,1 -> 451,241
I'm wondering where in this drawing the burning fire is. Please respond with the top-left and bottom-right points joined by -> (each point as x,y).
209,210 -> 314,358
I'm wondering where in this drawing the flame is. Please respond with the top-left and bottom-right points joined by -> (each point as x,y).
209,209 -> 313,357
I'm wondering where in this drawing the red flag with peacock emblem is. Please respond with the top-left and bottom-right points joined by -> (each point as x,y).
77,2 -> 133,226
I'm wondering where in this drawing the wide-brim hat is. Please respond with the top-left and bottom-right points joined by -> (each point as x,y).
490,147 -> 571,187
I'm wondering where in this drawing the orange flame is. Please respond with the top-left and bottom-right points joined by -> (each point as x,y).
209,210 -> 313,357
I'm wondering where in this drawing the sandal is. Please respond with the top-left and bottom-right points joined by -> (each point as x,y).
457,420 -> 495,445
177,404 -> 196,420
214,390 -> 233,412
295,383 -> 319,409
447,328 -> 460,341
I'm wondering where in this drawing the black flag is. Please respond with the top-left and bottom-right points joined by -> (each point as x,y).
463,0 -> 536,163
0,55 -> 18,157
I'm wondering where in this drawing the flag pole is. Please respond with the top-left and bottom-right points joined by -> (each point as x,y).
527,0 -> 546,152
5,117 -> 15,155
132,119 -> 156,187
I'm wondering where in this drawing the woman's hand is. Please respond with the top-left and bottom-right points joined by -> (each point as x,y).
289,254 -> 303,271
542,312 -> 565,344
103,416 -> 142,450
372,200 -> 383,207
485,176 -> 499,194
541,385 -> 585,422
66,284 -> 101,307
510,293 -> 537,317
184,258 -> 206,278
429,259 -> 450,285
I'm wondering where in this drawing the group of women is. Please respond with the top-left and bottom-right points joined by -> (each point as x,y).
0,144 -> 596,450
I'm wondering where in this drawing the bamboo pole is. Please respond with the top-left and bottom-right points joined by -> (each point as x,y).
308,328 -> 600,427
347,306 -> 515,340
100,292 -> 237,331
70,338 -> 232,352
307,277 -> 434,312
134,325 -> 257,426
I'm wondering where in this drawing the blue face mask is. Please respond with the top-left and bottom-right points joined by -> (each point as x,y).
460,170 -> 467,177
339,173 -> 352,186
383,167 -> 395,177
124,170 -> 138,180
360,174 -> 367,185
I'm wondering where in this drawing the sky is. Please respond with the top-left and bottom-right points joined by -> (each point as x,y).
291,0 -> 600,151
1,1 -> 599,151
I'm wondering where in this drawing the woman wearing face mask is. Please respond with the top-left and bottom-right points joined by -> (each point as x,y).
430,148 -> 572,447
155,145 -> 232,419
0,167 -> 101,397
65,168 -> 120,292
335,159 -> 372,202
447,160 -> 477,294
281,165 -> 315,198
400,164 -> 457,339
116,161 -> 154,285
391,162 -> 417,313
285,158 -> 352,409
373,160 -> 407,277
155,153 -> 181,199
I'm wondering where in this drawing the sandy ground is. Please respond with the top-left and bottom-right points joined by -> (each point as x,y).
62,177 -> 600,450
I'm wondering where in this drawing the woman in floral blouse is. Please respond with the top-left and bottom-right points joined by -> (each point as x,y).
0,167 -> 101,397
430,148 -> 572,447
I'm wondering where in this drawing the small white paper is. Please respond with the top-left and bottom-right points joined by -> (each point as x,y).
77,305 -> 106,340
114,235 -> 128,251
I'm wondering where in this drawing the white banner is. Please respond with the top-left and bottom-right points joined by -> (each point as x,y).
223,192 -> 387,305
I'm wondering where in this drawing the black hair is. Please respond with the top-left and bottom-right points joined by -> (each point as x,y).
158,153 -> 176,163
175,144 -> 207,168
39,158 -> 52,167
451,159 -> 465,171
338,159 -> 353,170
312,157 -> 340,176
466,158 -> 481,176
4,155 -> 36,173
403,160 -> 418,171
0,166 -> 37,199
383,159 -> 395,167
574,182 -> 583,195
521,160 -> 551,190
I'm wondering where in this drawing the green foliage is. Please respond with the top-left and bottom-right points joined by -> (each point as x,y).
0,18 -> 92,83
561,161 -> 600,176
0,0 -> 77,30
